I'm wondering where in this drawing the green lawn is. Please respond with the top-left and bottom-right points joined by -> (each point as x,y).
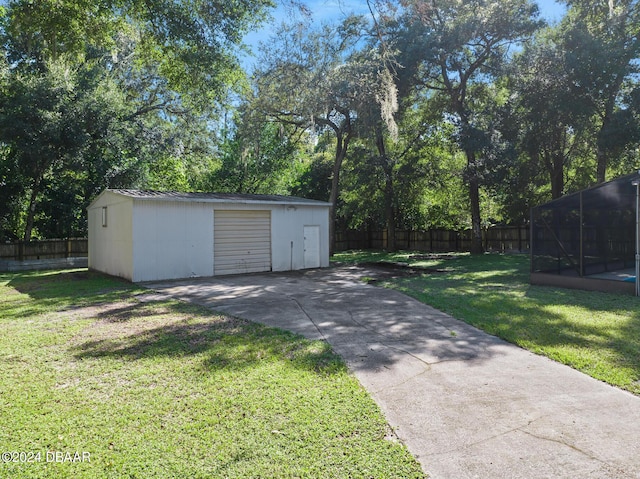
333,251 -> 640,395
0,269 -> 425,479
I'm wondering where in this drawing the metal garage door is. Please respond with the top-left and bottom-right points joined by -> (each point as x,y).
214,210 -> 272,275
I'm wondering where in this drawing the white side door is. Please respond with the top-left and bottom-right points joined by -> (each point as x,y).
303,225 -> 320,269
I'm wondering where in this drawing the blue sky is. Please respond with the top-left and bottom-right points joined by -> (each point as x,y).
254,0 -> 567,28
0,0 -> 566,22
242,0 -> 567,69
537,0 -> 567,22
0,0 -> 567,66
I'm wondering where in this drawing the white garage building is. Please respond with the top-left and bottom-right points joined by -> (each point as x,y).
87,189 -> 331,282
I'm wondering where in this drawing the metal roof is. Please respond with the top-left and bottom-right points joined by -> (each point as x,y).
105,189 -> 331,206
532,172 -> 640,211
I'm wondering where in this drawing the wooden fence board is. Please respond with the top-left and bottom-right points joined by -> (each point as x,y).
0,239 -> 88,260
2,226 -> 528,262
336,226 -> 529,253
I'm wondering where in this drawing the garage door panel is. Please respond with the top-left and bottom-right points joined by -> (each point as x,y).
215,220 -> 270,227
218,241 -> 271,251
215,221 -> 270,228
214,210 -> 271,275
216,233 -> 269,238
214,250 -> 272,260
215,235 -> 270,244
217,230 -> 270,236
215,232 -> 271,241
214,257 -> 271,265
215,265 -> 269,275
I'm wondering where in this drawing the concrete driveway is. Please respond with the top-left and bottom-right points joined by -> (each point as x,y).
145,265 -> 640,479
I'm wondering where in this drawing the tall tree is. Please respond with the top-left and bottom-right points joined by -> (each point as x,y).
0,0 -> 276,240
394,0 -> 542,253
3,0 -> 275,106
254,16 -> 397,254
558,0 -> 640,182
205,104 -> 302,194
508,28 -> 589,199
0,59 -> 132,240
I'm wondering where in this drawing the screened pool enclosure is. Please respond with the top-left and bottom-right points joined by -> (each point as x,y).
530,172 -> 640,295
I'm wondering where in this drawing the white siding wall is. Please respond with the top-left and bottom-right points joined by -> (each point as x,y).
212,203 -> 330,273
87,192 -> 134,281
131,200 -> 214,282
89,190 -> 329,282
271,204 -> 330,271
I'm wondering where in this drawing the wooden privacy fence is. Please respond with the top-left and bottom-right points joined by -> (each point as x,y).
0,238 -> 88,261
335,226 -> 529,253
0,226 -> 527,262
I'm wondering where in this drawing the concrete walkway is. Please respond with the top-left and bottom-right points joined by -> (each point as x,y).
145,266 -> 640,479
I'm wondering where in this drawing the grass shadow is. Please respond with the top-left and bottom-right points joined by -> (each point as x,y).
3,269 -> 138,319
386,254 -> 640,394
2,269 -> 345,376
71,300 -> 345,376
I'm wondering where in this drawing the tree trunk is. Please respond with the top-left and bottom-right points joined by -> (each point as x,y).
596,147 -> 607,184
465,149 -> 484,254
23,182 -> 40,242
385,180 -> 396,252
596,76 -> 624,184
328,132 -> 350,256
596,113 -> 612,184
549,151 -> 564,199
375,129 -> 397,252
541,129 -> 565,200
468,173 -> 484,254
455,103 -> 484,254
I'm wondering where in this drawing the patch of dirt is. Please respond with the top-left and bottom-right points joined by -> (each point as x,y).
65,298 -> 245,348
65,301 -> 140,321
408,253 -> 459,261
59,271 -> 90,281
63,300 -> 190,348
354,261 -> 449,284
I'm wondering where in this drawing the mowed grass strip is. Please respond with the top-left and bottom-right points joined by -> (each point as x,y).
0,269 -> 425,479
334,251 -> 640,396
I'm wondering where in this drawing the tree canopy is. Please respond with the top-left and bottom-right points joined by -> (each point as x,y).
2,0 -> 640,251
0,0 -> 274,240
